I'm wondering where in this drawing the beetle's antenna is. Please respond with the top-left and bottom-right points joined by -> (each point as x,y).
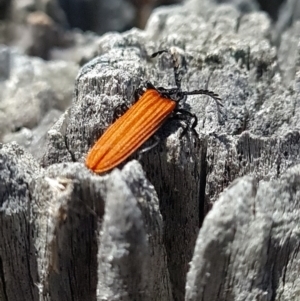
151,48 -> 183,90
169,48 -> 184,91
182,89 -> 223,107
151,49 -> 222,107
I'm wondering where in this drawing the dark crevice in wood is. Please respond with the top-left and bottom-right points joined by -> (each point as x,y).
199,138 -> 208,228
0,256 -> 8,301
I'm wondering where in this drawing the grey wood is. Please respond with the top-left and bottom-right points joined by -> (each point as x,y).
186,167 -> 300,301
1,0 -> 300,300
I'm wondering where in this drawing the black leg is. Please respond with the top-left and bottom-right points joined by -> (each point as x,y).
146,81 -> 156,90
172,109 -> 198,138
113,103 -> 129,120
151,50 -> 168,58
134,81 -> 158,102
137,135 -> 160,159
134,86 -> 145,101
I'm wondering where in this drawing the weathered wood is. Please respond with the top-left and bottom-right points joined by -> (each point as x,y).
97,162 -> 172,301
0,142 -> 171,301
186,166 -> 300,300
0,143 -> 40,301
204,131 -> 300,211
1,0 -> 300,300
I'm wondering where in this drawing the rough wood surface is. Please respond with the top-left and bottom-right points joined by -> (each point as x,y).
1,143 -> 170,301
0,143 -> 40,301
1,0 -> 300,300
186,167 -> 300,301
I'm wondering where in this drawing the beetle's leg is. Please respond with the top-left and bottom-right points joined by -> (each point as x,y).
151,50 -> 168,58
137,135 -> 160,159
173,109 -> 198,138
134,86 -> 145,101
113,103 -> 129,120
131,82 -> 156,119
175,109 -> 198,129
146,81 -> 156,90
134,81 -> 157,102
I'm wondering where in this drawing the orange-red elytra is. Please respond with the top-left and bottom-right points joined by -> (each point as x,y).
86,49 -> 222,174
86,88 -> 176,173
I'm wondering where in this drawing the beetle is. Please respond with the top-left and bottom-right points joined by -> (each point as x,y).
85,48 -> 222,174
